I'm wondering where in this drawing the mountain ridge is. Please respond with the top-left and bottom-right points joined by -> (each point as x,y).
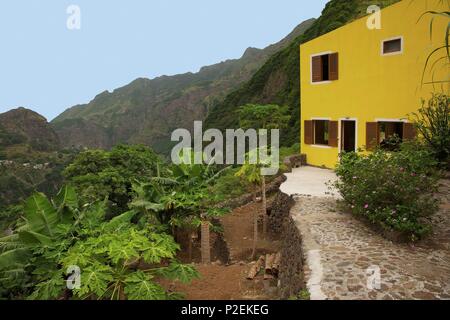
51,18 -> 316,154
0,107 -> 60,158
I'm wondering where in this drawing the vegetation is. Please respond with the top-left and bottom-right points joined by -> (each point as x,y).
333,142 -> 441,241
289,289 -> 311,301
130,151 -> 230,263
418,0 -> 450,85
237,104 -> 291,238
410,93 -> 450,167
0,186 -> 198,300
0,145 -> 240,299
64,145 -> 161,214
0,151 -> 77,229
236,155 -> 263,260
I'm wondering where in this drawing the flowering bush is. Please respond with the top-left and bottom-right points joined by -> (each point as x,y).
333,143 -> 441,241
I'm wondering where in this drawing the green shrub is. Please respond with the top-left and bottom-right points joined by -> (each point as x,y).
209,167 -> 249,202
333,143 -> 440,241
280,143 -> 300,158
411,93 -> 450,168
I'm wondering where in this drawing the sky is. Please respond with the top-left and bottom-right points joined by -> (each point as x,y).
0,0 -> 328,120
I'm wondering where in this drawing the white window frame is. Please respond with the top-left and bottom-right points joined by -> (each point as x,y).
375,118 -> 408,145
381,36 -> 404,56
374,118 -> 408,123
310,51 -> 333,85
310,117 -> 332,148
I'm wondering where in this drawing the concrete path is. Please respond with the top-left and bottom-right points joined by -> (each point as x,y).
281,167 -> 450,300
280,166 -> 339,198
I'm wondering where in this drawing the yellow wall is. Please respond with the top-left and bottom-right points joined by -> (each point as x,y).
300,0 -> 449,168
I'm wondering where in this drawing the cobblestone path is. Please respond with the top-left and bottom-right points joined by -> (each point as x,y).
291,179 -> 450,300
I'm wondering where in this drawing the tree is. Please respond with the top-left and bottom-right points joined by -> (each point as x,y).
64,145 -> 161,214
235,158 -> 262,260
238,104 -> 291,130
238,104 -> 291,238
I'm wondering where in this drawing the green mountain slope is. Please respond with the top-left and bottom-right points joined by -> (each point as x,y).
0,108 -> 76,214
205,0 -> 400,147
51,19 -> 315,155
0,107 -> 60,158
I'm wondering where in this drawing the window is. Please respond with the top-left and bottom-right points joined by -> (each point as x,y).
378,122 -> 403,150
304,120 -> 339,147
378,122 -> 403,143
366,121 -> 416,151
311,52 -> 339,83
382,38 -> 402,55
314,120 -> 329,145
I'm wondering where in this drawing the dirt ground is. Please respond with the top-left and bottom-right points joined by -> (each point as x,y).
162,200 -> 281,300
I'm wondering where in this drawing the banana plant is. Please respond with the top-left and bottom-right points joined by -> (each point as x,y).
0,186 -> 79,297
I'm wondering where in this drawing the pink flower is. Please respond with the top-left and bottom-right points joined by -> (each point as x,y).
364,204 -> 369,209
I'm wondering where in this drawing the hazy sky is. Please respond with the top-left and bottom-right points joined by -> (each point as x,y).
0,0 -> 328,120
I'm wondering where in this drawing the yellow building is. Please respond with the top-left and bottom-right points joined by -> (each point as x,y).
300,0 -> 449,168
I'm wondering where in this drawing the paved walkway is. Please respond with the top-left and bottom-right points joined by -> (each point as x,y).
282,166 -> 450,300
280,166 -> 339,198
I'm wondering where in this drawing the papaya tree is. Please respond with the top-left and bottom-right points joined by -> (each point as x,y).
235,157 -> 262,260
238,104 -> 290,237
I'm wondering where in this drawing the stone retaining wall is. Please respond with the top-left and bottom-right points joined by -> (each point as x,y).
217,175 -> 287,210
269,191 -> 305,299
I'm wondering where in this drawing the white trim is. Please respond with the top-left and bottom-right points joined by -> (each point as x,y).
375,118 -> 408,123
310,51 -> 333,58
311,81 -> 332,85
310,51 -> 334,85
311,144 -> 332,149
381,36 -> 404,56
338,118 -> 358,153
311,117 -> 332,121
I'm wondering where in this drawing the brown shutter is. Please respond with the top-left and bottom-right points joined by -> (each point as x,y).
329,53 -> 339,81
328,121 -> 339,147
304,120 -> 313,145
311,56 -> 322,82
403,123 -> 417,141
366,122 -> 379,151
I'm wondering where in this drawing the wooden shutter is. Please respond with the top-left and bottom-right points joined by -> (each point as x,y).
366,122 -> 379,151
304,120 -> 313,145
328,121 -> 339,147
311,56 -> 322,82
403,123 -> 417,141
329,53 -> 339,81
